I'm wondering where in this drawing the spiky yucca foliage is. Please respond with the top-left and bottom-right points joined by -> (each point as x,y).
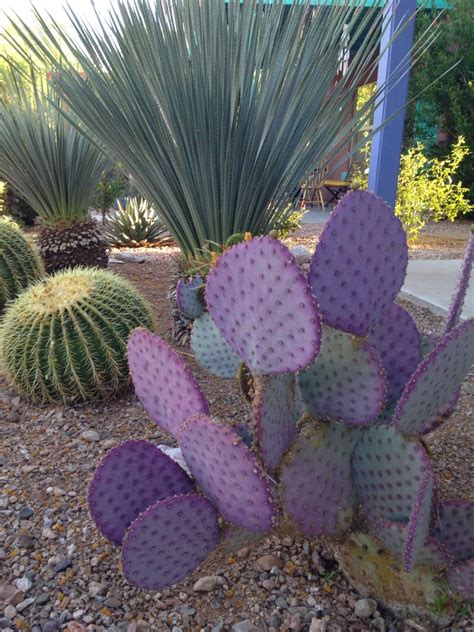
0,218 -> 44,313
5,0 -> 439,260
105,197 -> 170,247
0,68 -> 110,272
0,268 -> 154,403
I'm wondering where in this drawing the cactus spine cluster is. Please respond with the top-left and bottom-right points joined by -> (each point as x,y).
0,268 -> 154,402
0,219 -> 44,313
88,191 -> 474,610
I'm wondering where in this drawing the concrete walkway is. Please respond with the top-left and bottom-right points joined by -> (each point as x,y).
300,210 -> 472,319
401,259 -> 473,320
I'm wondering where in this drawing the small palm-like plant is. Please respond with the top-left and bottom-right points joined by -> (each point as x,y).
105,197 -> 170,247
4,0 -> 437,260
0,68 -> 110,272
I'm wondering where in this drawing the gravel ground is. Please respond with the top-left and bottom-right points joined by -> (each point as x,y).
0,224 -> 473,632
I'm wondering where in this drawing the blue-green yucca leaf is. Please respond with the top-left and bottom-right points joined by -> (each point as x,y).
0,65 -> 109,226
3,0 -> 436,257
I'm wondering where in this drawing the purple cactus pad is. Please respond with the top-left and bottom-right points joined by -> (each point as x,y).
374,520 -> 451,569
432,500 -> 474,562
298,326 -> 387,426
403,467 -> 435,572
176,276 -> 205,320
253,374 -> 297,473
352,426 -> 435,526
191,312 -> 240,378
444,229 -> 473,334
88,440 -> 194,544
448,559 -> 474,602
121,493 -> 220,590
176,415 -> 277,532
392,319 -> 474,435
128,328 -> 209,436
308,190 -> 408,336
205,236 -> 322,374
280,423 -> 359,537
368,303 -> 421,403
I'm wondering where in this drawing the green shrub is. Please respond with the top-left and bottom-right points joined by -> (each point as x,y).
0,218 -> 44,313
105,197 -> 170,247
353,137 -> 472,238
0,268 -> 154,402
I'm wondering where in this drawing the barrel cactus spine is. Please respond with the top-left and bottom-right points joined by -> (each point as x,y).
0,267 -> 154,402
0,218 -> 44,313
88,191 -> 473,617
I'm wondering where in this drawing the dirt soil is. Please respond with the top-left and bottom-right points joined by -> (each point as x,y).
0,220 -> 472,632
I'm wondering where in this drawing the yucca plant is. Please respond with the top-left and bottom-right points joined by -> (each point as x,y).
105,196 -> 170,247
0,67 -> 110,272
4,0 -> 438,260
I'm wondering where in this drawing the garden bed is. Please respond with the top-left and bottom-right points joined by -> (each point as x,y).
0,222 -> 472,632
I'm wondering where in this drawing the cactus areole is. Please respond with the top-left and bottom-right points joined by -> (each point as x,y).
88,191 -> 474,613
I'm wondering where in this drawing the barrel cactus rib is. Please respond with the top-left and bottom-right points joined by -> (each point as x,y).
392,319 -> 474,435
205,236 -> 322,374
128,328 -> 209,436
122,493 -> 220,590
88,440 -> 194,544
308,190 -> 408,335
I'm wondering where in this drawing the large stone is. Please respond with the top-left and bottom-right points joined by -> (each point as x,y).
354,598 -> 377,618
192,576 -> 221,592
232,622 -> 261,632
256,555 -> 283,571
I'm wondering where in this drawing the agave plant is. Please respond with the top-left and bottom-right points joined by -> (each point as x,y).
4,0 -> 438,260
0,67 -> 110,272
105,196 -> 170,247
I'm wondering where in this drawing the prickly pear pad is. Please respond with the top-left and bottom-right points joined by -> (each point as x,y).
403,468 -> 435,572
298,326 -> 387,426
121,493 -> 220,589
432,501 -> 474,562
448,559 -> 474,602
308,190 -> 407,336
375,520 -> 451,568
253,374 -> 297,472
177,415 -> 277,532
368,304 -> 421,403
352,426 -> 434,526
176,276 -> 205,320
191,312 -> 240,378
88,440 -> 194,544
392,319 -> 474,435
128,328 -> 209,436
205,236 -> 321,374
280,423 -> 359,536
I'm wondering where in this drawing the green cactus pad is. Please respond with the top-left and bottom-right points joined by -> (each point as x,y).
298,326 -> 387,426
0,219 -> 44,313
253,374 -> 297,472
0,268 -> 153,402
121,493 -> 220,589
177,415 -> 278,532
176,275 -> 205,320
392,319 -> 474,435
280,423 -> 359,536
191,312 -> 240,378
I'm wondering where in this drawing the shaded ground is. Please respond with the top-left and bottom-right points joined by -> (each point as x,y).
0,220 -> 472,632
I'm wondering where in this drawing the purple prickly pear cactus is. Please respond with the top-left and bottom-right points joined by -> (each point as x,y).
448,559 -> 474,602
177,415 -> 278,532
280,423 -> 359,537
392,319 -> 474,435
191,312 -> 240,378
308,190 -> 408,336
444,227 -> 473,334
128,328 -> 209,436
252,374 -> 297,473
205,236 -> 322,374
368,303 -> 421,403
298,326 -> 387,426
432,500 -> 474,562
121,493 -> 220,590
88,440 -> 194,544
176,275 -> 205,320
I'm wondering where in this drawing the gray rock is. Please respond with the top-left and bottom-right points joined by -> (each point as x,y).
80,430 -> 100,443
232,621 -> 260,632
309,619 -> 327,632
42,621 -> 61,632
211,623 -> 224,632
53,558 -> 73,573
15,597 -> 35,613
354,598 -> 377,619
192,576 -> 221,592
0,585 -> 16,602
0,618 -> 13,630
275,596 -> 288,609
19,506 -> 34,520
15,577 -> 32,593
256,555 -> 283,571
3,606 -> 15,622
290,245 -> 311,265
36,593 -> 50,606
113,252 -> 146,264
88,581 -> 106,598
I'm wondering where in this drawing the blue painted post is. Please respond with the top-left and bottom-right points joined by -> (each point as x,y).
368,0 -> 417,208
